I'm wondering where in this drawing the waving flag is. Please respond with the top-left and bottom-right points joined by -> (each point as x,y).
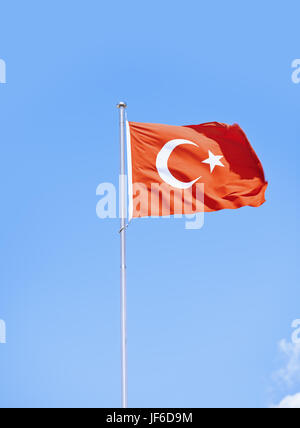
126,121 -> 268,219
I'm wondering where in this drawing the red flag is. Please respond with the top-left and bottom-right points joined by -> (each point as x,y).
126,121 -> 268,219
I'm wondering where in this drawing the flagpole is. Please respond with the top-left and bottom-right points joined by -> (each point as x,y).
117,101 -> 128,408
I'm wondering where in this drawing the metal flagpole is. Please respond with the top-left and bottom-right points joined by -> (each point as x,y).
117,101 -> 128,408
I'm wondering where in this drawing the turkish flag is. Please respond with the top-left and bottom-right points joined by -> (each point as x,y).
126,121 -> 268,219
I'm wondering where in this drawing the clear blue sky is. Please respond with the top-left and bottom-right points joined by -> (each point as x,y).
0,1 -> 299,408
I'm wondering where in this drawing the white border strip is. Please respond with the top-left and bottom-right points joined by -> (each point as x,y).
126,121 -> 133,221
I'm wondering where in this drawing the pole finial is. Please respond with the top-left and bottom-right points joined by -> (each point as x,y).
117,101 -> 127,109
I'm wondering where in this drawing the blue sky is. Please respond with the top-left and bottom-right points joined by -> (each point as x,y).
0,1 -> 299,408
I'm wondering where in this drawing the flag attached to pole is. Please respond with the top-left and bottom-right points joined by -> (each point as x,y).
126,121 -> 268,219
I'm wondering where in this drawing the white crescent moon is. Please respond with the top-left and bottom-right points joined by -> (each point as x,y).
156,139 -> 201,189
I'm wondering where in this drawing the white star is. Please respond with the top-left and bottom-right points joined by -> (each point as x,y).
202,150 -> 225,173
